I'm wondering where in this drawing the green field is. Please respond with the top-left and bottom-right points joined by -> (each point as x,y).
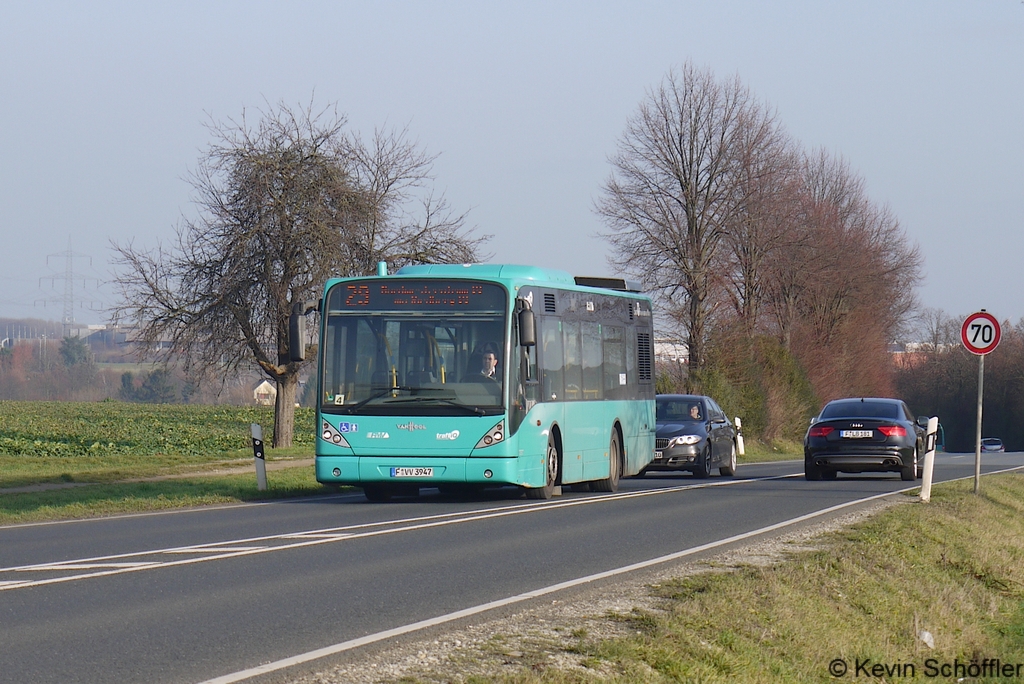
0,400 -> 315,487
0,401 -> 324,524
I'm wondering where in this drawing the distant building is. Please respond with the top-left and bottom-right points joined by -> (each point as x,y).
655,337 -> 688,365
66,324 -> 128,346
120,326 -> 174,350
253,380 -> 277,406
890,341 -> 955,369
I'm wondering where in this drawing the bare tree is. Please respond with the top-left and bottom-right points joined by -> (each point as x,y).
721,122 -> 801,334
597,62 -> 788,377
111,100 -> 487,446
336,127 -> 489,275
799,153 -> 920,347
914,308 -> 961,351
763,150 -> 857,350
767,149 -> 922,400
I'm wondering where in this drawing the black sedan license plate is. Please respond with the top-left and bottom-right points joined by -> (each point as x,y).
840,430 -> 873,439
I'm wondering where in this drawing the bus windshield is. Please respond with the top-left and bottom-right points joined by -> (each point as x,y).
319,280 -> 508,416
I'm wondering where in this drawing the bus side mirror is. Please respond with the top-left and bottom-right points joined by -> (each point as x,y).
518,308 -> 536,347
289,300 -> 318,363
289,313 -> 306,362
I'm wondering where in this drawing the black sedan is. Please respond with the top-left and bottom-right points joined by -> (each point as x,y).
645,394 -> 738,478
804,397 -> 926,481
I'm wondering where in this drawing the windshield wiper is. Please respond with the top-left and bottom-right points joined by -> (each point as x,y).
384,397 -> 487,415
346,386 -> 413,413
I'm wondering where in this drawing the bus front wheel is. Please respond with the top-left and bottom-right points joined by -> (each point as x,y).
526,434 -> 560,500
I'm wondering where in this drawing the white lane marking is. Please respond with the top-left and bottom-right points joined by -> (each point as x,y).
0,475 -> 792,590
282,533 -> 353,539
161,547 -> 268,554
16,562 -> 159,571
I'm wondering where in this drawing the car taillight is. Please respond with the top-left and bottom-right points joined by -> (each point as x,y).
877,425 -> 906,437
809,426 -> 834,437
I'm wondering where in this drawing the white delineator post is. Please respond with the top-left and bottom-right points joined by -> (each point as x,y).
251,423 -> 267,491
920,416 -> 939,503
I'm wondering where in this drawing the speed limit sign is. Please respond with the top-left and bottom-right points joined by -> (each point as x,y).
961,311 -> 1001,355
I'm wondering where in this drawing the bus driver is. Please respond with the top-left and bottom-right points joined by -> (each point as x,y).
480,351 -> 499,380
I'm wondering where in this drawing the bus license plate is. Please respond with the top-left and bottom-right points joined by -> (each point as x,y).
391,467 -> 433,477
841,430 -> 873,439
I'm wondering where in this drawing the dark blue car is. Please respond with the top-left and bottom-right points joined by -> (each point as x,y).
644,394 -> 738,478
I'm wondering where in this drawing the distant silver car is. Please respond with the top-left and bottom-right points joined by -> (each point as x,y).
981,438 -> 1005,453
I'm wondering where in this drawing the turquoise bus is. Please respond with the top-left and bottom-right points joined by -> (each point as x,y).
290,263 -> 656,501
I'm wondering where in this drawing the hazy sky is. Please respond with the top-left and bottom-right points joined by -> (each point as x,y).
2,1 -> 1022,333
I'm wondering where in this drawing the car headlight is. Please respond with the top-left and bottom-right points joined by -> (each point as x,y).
667,434 -> 702,447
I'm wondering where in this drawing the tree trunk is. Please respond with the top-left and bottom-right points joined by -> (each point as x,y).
272,374 -> 299,448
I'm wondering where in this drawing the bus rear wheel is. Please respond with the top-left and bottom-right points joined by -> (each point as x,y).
526,434 -> 560,500
591,429 -> 621,492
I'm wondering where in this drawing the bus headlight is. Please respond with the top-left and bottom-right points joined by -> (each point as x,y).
321,420 -> 351,448
475,421 -> 505,448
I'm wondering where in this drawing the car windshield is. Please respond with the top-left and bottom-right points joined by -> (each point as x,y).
657,399 -> 704,422
820,401 -> 899,420
982,438 -> 1002,445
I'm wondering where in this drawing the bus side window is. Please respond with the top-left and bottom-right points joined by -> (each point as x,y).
581,321 -> 602,400
563,320 -> 582,400
625,329 -> 638,399
540,318 -> 563,402
603,325 -> 624,399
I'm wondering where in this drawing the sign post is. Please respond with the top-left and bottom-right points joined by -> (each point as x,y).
960,311 -> 1001,495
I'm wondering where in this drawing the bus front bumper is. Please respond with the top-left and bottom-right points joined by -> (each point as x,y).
315,455 -> 523,487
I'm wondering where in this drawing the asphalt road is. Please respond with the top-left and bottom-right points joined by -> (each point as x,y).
1,452 -> 1020,684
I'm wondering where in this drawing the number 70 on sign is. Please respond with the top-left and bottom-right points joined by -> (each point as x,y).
960,311 -> 1001,355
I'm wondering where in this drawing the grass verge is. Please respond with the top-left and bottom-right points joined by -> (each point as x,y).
0,461 -> 335,526
350,473 -> 1024,683
739,438 -> 801,463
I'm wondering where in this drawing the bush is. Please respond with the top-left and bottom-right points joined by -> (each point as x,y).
701,333 -> 818,442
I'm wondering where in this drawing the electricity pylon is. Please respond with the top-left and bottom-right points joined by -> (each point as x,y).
37,237 -> 101,338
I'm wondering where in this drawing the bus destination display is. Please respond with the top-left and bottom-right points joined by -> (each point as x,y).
329,280 -> 506,311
